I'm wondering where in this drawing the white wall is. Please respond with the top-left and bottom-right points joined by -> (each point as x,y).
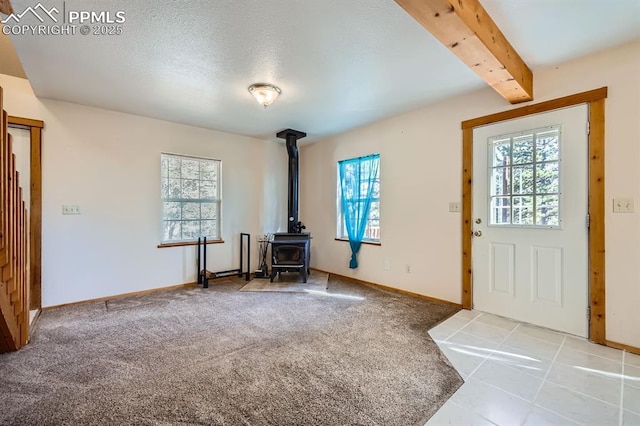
0,74 -> 288,307
300,40 -> 640,348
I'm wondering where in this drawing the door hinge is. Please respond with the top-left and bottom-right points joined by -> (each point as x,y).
586,214 -> 590,229
587,305 -> 591,321
586,121 -> 591,135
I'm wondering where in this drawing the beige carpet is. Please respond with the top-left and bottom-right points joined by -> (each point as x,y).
0,275 -> 462,425
239,271 -> 329,293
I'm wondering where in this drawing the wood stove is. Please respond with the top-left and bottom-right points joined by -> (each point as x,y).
269,129 -> 311,283
270,233 -> 311,283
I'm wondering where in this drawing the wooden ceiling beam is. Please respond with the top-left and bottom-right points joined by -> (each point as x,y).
0,0 -> 14,16
395,0 -> 533,104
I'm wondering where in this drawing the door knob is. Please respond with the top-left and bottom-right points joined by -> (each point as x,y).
474,230 -> 482,237
475,218 -> 482,224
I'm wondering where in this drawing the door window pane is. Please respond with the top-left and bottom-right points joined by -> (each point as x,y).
536,195 -> 559,226
488,126 -> 562,228
491,168 -> 511,196
513,196 -> 534,225
536,130 -> 560,162
491,197 -> 511,224
536,162 -> 559,194
512,165 -> 534,195
512,135 -> 534,164
492,139 -> 511,167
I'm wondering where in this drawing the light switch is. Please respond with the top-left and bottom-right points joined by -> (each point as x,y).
62,205 -> 81,215
613,198 -> 634,213
449,202 -> 461,212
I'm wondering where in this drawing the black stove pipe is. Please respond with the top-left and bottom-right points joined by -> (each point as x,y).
276,129 -> 307,233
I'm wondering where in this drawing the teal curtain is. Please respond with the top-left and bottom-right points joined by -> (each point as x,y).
338,154 -> 380,269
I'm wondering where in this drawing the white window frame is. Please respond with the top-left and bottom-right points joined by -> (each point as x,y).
160,153 -> 222,244
487,125 -> 563,229
336,155 -> 381,242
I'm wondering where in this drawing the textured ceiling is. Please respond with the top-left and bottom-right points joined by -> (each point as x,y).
4,0 -> 640,142
481,0 -> 640,68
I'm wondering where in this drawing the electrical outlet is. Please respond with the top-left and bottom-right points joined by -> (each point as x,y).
62,205 -> 81,215
405,264 -> 411,274
613,198 -> 635,213
449,202 -> 461,212
384,260 -> 390,271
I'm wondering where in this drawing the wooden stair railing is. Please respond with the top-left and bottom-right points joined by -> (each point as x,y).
0,86 -> 29,353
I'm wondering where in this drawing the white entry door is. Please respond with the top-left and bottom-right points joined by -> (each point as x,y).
472,105 -> 589,337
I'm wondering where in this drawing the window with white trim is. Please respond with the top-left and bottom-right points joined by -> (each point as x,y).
161,153 -> 221,243
336,155 -> 381,242
489,126 -> 561,227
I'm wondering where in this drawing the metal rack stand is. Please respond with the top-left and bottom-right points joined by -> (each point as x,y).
197,233 -> 251,288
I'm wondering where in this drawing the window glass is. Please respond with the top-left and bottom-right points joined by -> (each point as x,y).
161,154 -> 221,243
337,155 -> 381,241
488,127 -> 561,227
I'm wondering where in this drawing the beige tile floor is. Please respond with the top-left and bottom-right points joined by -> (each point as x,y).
427,310 -> 640,426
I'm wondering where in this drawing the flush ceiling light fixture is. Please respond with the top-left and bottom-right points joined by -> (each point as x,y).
248,83 -> 281,109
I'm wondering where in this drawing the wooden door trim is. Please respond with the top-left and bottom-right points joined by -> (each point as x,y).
461,87 -> 608,344
8,116 -> 44,129
7,116 -> 43,311
461,88 -> 608,130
